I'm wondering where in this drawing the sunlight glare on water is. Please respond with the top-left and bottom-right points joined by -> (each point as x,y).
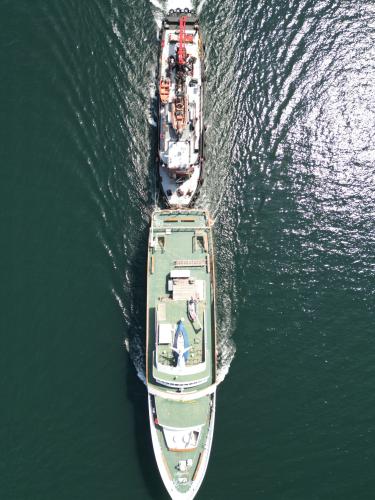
2,0 -> 375,499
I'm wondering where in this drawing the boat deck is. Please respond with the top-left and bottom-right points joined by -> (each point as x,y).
159,163 -> 201,207
158,18 -> 204,207
155,396 -> 209,428
146,210 -> 217,498
156,300 -> 205,367
147,217 -> 214,390
150,393 -> 215,496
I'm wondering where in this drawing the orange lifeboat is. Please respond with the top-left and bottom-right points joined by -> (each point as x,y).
159,78 -> 170,104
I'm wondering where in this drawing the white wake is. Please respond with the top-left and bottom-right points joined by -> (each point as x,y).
166,0 -> 193,10
148,0 -> 208,15
133,0 -> 236,386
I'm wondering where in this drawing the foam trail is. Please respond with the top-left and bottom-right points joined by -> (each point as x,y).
197,0 -> 208,14
148,0 -> 197,27
112,289 -> 147,385
148,0 -> 164,29
166,0 -> 193,10
148,63 -> 158,127
149,0 -> 164,9
217,326 -> 237,385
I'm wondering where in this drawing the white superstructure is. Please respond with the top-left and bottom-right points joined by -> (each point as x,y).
158,11 -> 205,207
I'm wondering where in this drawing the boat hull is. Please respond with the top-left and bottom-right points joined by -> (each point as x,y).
148,392 -> 216,500
157,13 -> 205,208
146,210 -> 217,499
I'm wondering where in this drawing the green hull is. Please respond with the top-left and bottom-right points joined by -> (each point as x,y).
146,210 -> 217,499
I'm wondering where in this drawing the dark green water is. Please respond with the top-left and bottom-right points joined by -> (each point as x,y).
1,0 -> 374,499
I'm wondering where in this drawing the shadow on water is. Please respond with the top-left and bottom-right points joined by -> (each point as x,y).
119,204 -> 166,498
122,118 -> 167,499
124,356 -> 166,500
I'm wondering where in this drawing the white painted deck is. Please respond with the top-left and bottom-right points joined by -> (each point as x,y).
160,160 -> 201,207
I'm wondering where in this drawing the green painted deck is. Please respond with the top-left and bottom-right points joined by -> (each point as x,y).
155,396 -> 210,428
154,394 -> 213,488
147,210 -> 216,390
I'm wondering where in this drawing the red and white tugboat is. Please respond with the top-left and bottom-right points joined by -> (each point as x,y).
157,9 -> 205,207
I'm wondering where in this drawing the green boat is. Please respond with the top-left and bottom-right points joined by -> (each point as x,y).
146,209 -> 217,499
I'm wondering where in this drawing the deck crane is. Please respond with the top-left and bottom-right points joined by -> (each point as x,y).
177,15 -> 187,66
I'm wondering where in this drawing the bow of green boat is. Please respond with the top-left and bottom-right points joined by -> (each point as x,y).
146,210 -> 217,499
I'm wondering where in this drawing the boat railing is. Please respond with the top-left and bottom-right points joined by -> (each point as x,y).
148,382 -> 217,401
156,359 -> 207,376
153,374 -> 210,390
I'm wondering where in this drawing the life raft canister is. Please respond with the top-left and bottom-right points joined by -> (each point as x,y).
159,78 -> 170,104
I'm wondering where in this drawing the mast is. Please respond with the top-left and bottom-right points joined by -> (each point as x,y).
177,15 -> 187,66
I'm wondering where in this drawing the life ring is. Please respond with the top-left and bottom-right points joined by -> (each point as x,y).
168,9 -> 175,15
176,8 -> 181,14
190,9 -> 196,15
184,8 -> 190,14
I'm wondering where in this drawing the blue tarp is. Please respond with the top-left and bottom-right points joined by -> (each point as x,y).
173,321 -> 190,361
